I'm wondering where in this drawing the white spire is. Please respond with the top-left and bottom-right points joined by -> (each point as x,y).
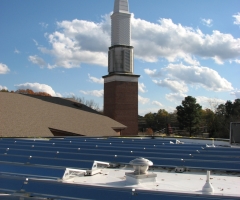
108,0 -> 133,74
114,0 -> 129,13
111,0 -> 131,46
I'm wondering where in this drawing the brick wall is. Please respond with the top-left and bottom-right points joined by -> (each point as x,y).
104,81 -> 138,136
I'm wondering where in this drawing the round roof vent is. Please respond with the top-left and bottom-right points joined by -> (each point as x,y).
129,157 -> 153,175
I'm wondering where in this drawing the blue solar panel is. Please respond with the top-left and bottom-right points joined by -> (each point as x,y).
0,154 -> 94,169
0,163 -> 64,179
0,145 -> 238,162
0,137 -> 240,172
0,175 -> 24,193
1,140 -> 239,156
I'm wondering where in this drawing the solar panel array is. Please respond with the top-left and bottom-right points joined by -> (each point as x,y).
0,137 -> 239,200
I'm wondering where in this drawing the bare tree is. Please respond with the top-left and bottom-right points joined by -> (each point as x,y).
71,95 -> 101,112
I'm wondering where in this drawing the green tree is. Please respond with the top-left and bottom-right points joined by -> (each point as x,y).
176,96 -> 202,137
214,99 -> 240,138
156,109 -> 169,130
144,112 -> 156,129
144,109 -> 170,132
201,108 -> 216,137
232,99 -> 240,119
0,89 -> 9,92
225,100 -> 233,119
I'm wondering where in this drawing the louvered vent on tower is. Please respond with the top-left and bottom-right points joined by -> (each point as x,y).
123,49 -> 131,72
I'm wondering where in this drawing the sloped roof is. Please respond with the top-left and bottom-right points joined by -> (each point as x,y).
0,93 -> 126,137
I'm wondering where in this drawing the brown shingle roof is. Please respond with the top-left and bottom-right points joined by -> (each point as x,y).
0,93 -> 126,137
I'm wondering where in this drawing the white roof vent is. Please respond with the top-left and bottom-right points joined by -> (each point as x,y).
126,158 -> 156,184
202,171 -> 215,194
130,157 -> 153,175
176,139 -> 184,144
206,139 -> 215,148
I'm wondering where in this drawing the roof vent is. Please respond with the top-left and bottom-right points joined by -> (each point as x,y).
129,157 -> 153,175
175,167 -> 186,173
206,139 -> 215,148
176,139 -> 184,144
125,157 -> 157,184
202,171 -> 214,194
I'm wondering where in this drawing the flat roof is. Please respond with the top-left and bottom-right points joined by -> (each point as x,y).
0,137 -> 240,199
64,167 -> 240,197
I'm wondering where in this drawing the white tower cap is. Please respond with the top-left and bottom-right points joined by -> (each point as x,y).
114,0 -> 129,13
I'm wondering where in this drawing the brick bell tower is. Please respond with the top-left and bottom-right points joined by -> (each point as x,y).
103,0 -> 140,136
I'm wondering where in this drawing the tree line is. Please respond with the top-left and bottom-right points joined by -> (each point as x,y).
0,88 -> 51,96
143,96 -> 240,138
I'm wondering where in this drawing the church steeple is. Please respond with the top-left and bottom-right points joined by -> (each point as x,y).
114,0 -> 129,13
109,0 -> 133,74
111,0 -> 131,46
103,0 -> 140,136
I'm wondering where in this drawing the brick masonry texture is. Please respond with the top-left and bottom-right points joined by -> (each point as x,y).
104,81 -> 138,135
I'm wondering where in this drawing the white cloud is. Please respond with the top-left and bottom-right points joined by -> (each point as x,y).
39,15 -> 110,69
15,82 -> 62,97
138,82 -> 147,93
28,55 -> 47,68
152,101 -> 163,107
139,105 -> 175,115
132,17 -> 240,64
181,54 -> 200,65
165,63 -> 233,92
153,78 -> 188,93
233,13 -> 240,26
64,92 -> 76,98
138,95 -> 150,104
0,63 -> 10,74
138,107 -> 156,116
39,22 -> 48,28
196,96 -> 226,109
14,48 -> 20,54
138,106 -> 157,116
231,90 -> 240,99
80,89 -> 103,97
201,18 -> 213,27
165,93 -> 187,103
0,85 -> 8,90
88,74 -> 104,84
33,39 -> 38,46
37,14 -> 240,68
144,68 -> 162,77
230,59 -> 240,64
234,59 -> 240,64
165,93 -> 226,109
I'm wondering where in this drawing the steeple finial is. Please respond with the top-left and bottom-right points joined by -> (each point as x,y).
114,0 -> 129,13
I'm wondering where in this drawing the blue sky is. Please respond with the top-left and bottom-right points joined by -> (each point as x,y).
0,0 -> 240,115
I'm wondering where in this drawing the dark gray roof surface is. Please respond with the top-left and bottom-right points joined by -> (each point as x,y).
0,93 -> 126,137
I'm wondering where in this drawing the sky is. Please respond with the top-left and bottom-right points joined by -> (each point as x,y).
0,0 -> 240,115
